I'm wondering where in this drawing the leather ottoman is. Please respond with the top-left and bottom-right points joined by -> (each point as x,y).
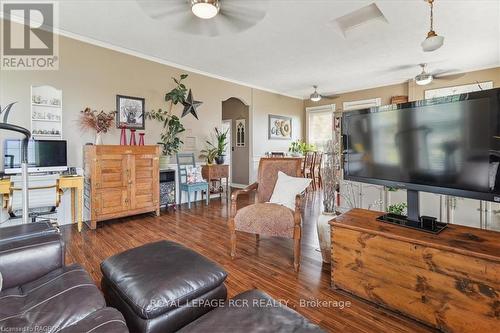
100,241 -> 228,333
178,290 -> 325,333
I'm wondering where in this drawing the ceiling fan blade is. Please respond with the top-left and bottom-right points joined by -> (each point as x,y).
321,94 -> 340,100
216,0 -> 268,33
136,0 -> 188,19
177,14 -> 220,37
433,72 -> 466,81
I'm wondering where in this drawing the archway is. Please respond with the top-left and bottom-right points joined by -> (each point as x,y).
222,97 -> 250,186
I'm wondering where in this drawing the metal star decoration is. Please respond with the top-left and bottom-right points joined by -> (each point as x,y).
181,89 -> 202,119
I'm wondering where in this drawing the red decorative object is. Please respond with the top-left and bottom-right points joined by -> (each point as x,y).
138,133 -> 145,146
129,129 -> 137,145
120,127 -> 127,145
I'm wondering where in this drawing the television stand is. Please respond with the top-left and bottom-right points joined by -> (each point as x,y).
379,188 -> 447,233
377,213 -> 447,234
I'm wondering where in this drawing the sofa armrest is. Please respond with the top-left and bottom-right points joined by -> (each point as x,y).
0,233 -> 65,289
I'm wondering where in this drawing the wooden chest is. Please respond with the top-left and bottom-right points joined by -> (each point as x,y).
84,145 -> 160,229
330,208 -> 500,333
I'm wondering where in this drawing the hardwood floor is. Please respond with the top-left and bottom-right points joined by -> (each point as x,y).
62,191 -> 435,333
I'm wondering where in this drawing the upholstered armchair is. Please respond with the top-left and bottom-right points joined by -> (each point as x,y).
228,157 -> 304,271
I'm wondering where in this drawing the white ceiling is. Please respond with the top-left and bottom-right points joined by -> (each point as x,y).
50,1 -> 500,98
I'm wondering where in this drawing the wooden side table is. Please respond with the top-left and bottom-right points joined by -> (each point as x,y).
201,164 -> 229,201
58,176 -> 84,232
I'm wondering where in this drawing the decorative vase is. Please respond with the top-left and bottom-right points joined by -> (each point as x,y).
138,133 -> 145,146
120,127 -> 127,145
215,155 -> 225,165
159,155 -> 170,169
95,132 -> 103,145
316,211 -> 337,264
129,129 -> 136,145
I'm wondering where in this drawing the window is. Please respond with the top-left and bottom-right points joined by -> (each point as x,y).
306,105 -> 335,152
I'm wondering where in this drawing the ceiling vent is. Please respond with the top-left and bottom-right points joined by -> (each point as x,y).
333,2 -> 388,37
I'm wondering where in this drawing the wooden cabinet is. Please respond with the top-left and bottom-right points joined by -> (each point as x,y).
330,209 -> 500,333
84,145 -> 160,229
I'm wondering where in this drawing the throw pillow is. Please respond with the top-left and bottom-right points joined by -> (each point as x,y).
185,166 -> 204,184
269,171 -> 311,210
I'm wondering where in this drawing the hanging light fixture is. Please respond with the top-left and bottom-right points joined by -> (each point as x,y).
421,0 -> 444,52
415,64 -> 433,86
310,86 -> 322,102
191,0 -> 220,19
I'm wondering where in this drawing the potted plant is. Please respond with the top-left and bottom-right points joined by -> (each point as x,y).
79,107 -> 116,144
288,140 -> 302,157
146,74 -> 189,168
212,127 -> 228,164
288,140 -> 316,156
199,146 -> 218,165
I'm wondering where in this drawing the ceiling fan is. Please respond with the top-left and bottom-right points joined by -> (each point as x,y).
414,64 -> 465,86
309,86 -> 339,102
136,0 -> 268,37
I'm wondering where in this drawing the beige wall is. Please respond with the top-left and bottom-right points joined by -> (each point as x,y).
304,67 -> 500,110
222,98 -> 249,185
0,21 -> 304,170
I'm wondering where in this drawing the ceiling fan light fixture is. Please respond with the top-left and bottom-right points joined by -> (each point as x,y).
310,93 -> 322,102
415,73 -> 433,86
191,0 -> 219,19
422,0 -> 444,52
310,86 -> 322,102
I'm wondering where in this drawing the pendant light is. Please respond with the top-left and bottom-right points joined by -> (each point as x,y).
421,0 -> 444,52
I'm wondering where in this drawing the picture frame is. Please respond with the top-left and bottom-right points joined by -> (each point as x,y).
116,95 -> 145,129
268,114 -> 292,140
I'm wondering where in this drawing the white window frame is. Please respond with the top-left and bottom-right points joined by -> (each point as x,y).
305,104 -> 335,146
343,98 -> 381,111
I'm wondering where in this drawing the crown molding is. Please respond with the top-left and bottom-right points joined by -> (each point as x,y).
0,13 -> 303,100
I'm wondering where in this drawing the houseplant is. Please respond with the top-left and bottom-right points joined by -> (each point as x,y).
199,146 -> 218,165
146,109 -> 185,168
146,74 -> 188,167
288,140 -> 316,156
212,127 -> 228,164
79,107 -> 116,144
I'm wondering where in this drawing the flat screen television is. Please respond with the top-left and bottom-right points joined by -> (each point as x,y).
342,88 -> 500,231
3,139 -> 67,174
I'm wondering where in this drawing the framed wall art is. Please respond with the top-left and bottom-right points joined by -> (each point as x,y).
268,114 -> 292,140
116,95 -> 145,129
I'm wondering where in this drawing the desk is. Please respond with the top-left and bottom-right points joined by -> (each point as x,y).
0,176 -> 84,232
58,176 -> 84,232
201,164 -> 229,201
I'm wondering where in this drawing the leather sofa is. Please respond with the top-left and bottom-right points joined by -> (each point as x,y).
0,223 -> 128,333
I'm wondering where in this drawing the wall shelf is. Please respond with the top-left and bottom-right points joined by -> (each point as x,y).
31,85 -> 63,140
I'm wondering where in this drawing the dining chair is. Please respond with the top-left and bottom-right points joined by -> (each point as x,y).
302,152 -> 315,189
176,153 -> 209,209
312,152 -> 323,189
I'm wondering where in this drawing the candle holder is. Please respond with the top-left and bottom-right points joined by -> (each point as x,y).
129,129 -> 137,145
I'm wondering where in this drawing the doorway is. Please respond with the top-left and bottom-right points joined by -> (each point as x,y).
222,98 -> 249,187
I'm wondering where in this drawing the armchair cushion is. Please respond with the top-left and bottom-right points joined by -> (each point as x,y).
234,203 -> 294,238
269,171 -> 311,210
